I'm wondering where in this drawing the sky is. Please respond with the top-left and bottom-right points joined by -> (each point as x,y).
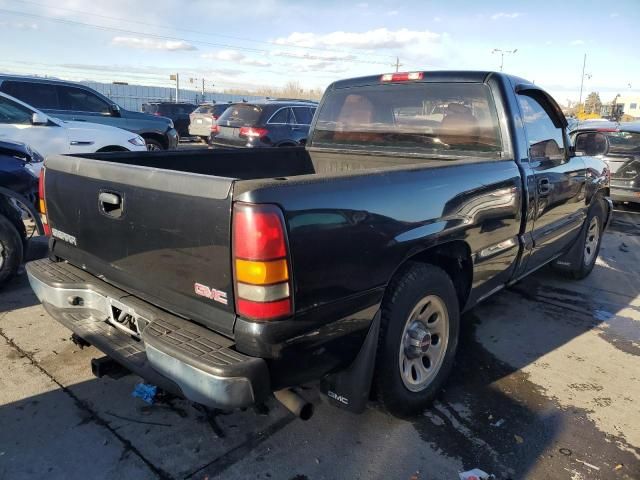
0,0 -> 638,105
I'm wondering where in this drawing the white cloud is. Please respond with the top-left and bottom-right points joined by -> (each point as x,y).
111,36 -> 196,51
570,39 -> 585,46
0,20 -> 38,30
357,2 -> 369,7
273,28 -> 441,50
490,12 -> 521,20
434,16 -> 443,22
271,49 -> 356,62
201,50 -> 271,67
610,12 -> 619,18
387,10 -> 399,16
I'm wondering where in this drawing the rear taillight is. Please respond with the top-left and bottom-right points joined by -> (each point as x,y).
239,127 -> 268,139
38,168 -> 51,236
232,203 -> 292,321
212,115 -> 219,120
211,124 -> 220,134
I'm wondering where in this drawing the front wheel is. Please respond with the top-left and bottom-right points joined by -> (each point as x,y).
557,202 -> 605,280
144,138 -> 164,151
375,263 -> 460,417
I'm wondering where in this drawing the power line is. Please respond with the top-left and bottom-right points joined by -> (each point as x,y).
13,0 -> 396,62
1,5 -> 393,67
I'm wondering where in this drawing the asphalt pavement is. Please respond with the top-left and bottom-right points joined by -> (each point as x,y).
0,205 -> 638,480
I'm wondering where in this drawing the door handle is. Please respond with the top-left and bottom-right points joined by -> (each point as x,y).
99,192 -> 123,218
538,178 -> 551,196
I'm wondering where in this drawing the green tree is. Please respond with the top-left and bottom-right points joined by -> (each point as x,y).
584,92 -> 602,115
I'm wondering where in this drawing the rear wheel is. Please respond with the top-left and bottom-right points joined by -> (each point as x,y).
0,214 -> 24,286
375,263 -> 460,417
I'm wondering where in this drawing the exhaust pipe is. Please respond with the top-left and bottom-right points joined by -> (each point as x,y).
274,389 -> 314,421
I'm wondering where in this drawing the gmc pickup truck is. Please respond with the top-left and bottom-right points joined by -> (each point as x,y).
27,71 -> 612,419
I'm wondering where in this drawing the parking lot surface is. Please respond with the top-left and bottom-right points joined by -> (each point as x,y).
1,206 -> 639,480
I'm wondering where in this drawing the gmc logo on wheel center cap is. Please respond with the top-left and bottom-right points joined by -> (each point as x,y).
194,283 -> 228,305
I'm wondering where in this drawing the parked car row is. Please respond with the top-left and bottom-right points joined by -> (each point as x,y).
570,121 -> 640,205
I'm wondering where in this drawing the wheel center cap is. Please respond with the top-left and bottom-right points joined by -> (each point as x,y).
405,325 -> 431,359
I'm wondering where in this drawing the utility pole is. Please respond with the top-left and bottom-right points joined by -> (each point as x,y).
393,57 -> 403,72
491,48 -> 517,72
169,73 -> 180,102
202,78 -> 205,101
578,54 -> 587,110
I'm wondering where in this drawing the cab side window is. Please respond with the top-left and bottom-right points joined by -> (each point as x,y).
57,86 -> 111,114
518,95 -> 565,161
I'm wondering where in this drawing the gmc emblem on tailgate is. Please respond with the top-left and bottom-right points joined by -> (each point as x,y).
194,283 -> 228,305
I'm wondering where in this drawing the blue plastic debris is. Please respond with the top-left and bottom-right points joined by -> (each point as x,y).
132,383 -> 157,404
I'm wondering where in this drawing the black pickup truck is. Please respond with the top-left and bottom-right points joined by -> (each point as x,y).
27,71 -> 612,418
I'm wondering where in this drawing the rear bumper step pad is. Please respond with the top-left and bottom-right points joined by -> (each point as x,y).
26,258 -> 270,409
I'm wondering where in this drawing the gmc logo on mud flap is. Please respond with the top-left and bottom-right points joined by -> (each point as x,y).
194,283 -> 228,305
328,391 -> 349,405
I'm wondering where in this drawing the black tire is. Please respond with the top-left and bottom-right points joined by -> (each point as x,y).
144,138 -> 165,151
562,201 -> 605,280
0,214 -> 24,286
375,263 -> 460,417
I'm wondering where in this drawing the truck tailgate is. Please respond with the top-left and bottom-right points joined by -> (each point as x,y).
43,155 -> 237,335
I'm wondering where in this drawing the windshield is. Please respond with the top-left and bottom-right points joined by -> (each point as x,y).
217,104 -> 263,127
311,82 -> 502,156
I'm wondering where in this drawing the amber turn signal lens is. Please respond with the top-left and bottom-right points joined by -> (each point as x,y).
235,258 -> 288,285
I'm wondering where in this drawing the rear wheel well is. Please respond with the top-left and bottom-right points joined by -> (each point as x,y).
141,133 -> 168,149
386,241 -> 473,310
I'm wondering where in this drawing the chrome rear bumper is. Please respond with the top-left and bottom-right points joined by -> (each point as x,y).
26,259 -> 270,409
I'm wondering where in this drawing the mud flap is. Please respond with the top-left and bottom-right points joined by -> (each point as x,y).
320,310 -> 380,413
551,219 -> 587,272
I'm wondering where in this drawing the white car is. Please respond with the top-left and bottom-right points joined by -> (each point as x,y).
0,92 -> 147,173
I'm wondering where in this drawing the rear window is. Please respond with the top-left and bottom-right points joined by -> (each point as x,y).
605,131 -> 640,154
142,104 -> 158,114
213,104 -> 230,116
217,104 -> 263,127
1,81 -> 59,109
311,83 -> 502,156
193,105 -> 213,114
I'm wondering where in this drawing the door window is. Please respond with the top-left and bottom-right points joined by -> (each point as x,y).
0,96 -> 33,124
57,86 -> 111,114
518,95 -> 565,161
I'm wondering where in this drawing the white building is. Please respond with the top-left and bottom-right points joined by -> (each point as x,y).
617,96 -> 640,118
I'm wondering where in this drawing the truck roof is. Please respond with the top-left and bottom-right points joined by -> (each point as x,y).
328,70 -> 526,90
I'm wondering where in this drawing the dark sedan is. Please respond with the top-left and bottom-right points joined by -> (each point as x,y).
209,99 -> 317,148
571,121 -> 640,204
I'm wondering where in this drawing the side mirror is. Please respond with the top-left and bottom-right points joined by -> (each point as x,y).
31,112 -> 48,125
574,131 -> 609,157
109,103 -> 121,117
